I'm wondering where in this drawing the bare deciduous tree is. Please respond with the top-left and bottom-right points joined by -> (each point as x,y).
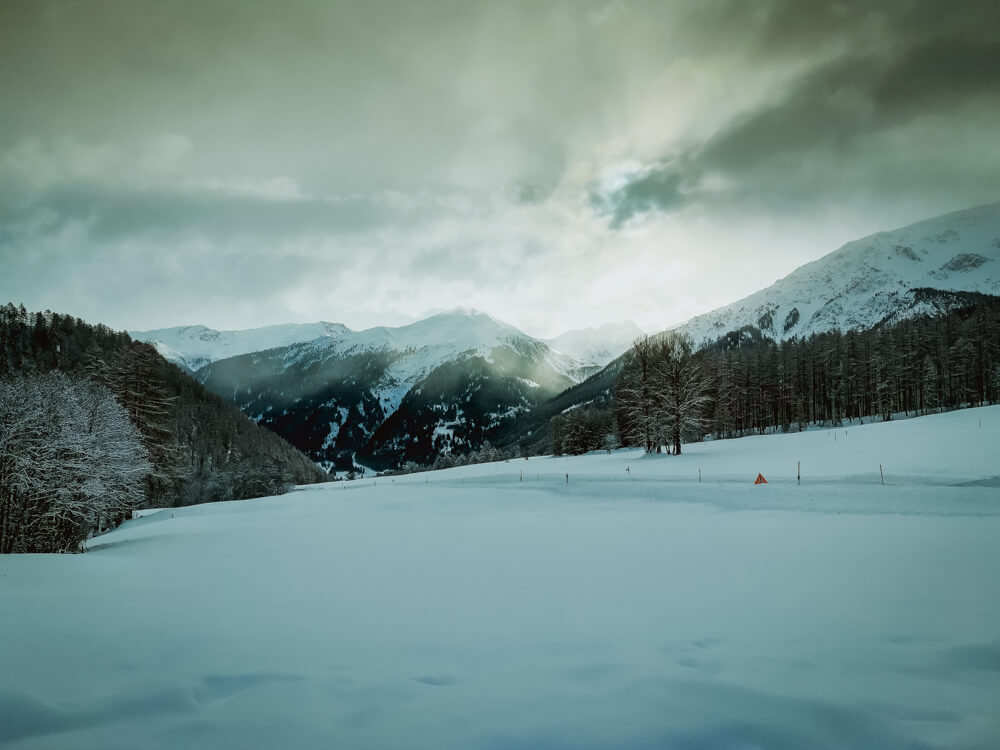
616,336 -> 660,452
615,333 -> 711,454
654,333 -> 711,455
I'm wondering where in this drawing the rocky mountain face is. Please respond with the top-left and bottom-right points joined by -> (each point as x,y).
675,202 -> 1000,346
130,322 -> 352,373
135,311 -> 591,472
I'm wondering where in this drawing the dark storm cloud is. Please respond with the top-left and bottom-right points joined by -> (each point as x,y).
37,183 -> 392,241
0,0 -> 594,195
2,0 -> 999,332
700,36 -> 1000,171
686,0 -> 998,59
589,163 -> 688,230
505,181 -> 558,206
595,0 -> 1000,227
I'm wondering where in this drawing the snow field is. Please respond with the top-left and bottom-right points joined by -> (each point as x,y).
0,407 -> 998,748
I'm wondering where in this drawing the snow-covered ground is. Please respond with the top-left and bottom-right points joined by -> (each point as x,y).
2,407 -> 999,749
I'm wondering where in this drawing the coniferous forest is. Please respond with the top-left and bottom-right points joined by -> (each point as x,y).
0,304 -> 327,553
551,293 -> 1000,456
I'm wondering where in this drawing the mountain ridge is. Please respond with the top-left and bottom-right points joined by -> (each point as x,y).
672,201 -> 1000,345
134,201 -> 1000,469
144,310 -> 602,473
132,309 -> 641,375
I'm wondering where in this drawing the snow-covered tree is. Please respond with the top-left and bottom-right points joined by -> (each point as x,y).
0,372 -> 150,553
602,432 -> 619,453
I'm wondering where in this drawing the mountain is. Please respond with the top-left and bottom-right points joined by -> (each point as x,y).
133,203 -> 1000,468
545,320 -> 644,367
492,357 -> 626,456
131,321 -> 351,372
494,202 -> 1000,453
675,202 -> 1000,346
136,310 -> 594,472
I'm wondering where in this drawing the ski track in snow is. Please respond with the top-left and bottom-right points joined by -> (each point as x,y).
1,407 -> 999,749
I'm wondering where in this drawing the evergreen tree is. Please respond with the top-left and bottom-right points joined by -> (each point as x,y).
922,355 -> 940,413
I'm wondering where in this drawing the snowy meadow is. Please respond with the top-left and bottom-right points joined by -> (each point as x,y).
1,407 -> 999,749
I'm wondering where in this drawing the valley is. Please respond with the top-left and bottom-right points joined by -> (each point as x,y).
133,203 -> 1000,473
2,407 -> 997,748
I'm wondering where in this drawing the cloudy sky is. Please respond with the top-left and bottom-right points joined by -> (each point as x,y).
2,0 -> 999,337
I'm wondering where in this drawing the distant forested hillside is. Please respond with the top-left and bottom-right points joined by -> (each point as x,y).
491,358 -> 624,456
690,291 -> 1000,438
0,304 -> 327,553
514,294 -> 1000,457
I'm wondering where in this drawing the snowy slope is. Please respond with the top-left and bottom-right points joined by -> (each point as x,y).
675,202 -> 1000,345
134,310 -> 591,382
190,310 -> 593,470
130,321 -> 351,372
3,407 -> 998,749
545,320 -> 644,366
297,309 -> 589,401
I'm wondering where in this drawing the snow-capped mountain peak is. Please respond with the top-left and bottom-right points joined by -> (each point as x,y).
131,321 -> 351,372
545,320 -> 645,366
133,310 -> 595,381
674,201 -> 1000,346
132,310 -> 603,472
364,309 -> 526,353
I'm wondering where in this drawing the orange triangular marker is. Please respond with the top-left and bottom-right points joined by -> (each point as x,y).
754,473 -> 768,485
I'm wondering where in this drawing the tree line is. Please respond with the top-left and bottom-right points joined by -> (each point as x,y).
551,294 -> 1000,455
1,304 -> 328,553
